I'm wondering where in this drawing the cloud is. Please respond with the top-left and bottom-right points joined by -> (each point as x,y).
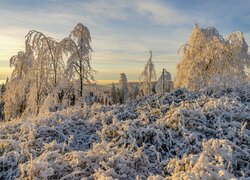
135,0 -> 190,25
75,0 -> 130,21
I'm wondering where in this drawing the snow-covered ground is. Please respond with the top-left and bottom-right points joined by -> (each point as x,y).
0,87 -> 250,179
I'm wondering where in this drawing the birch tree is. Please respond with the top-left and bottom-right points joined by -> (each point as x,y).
174,24 -> 250,91
25,29 -> 68,114
58,23 -> 95,98
25,30 -> 63,86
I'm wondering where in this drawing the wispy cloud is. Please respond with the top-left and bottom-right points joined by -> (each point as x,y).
135,0 -> 190,25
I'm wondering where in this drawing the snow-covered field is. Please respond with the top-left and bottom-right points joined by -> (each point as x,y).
0,87 -> 250,179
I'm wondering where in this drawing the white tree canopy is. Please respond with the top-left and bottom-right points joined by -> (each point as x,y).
4,41 -> 33,119
58,23 -> 95,98
3,23 -> 96,119
9,41 -> 33,81
174,24 -> 250,91
26,30 -> 63,86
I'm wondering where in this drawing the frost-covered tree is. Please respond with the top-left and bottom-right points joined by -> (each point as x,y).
26,30 -> 63,86
119,73 -> 129,103
116,88 -> 122,104
128,83 -> 140,100
0,83 -> 5,120
59,23 -> 95,98
174,24 -> 250,91
110,83 -> 117,104
28,49 -> 51,114
156,68 -> 173,94
9,41 -> 33,80
24,30 -> 66,114
4,42 -> 33,120
3,23 -> 96,118
140,50 -> 156,96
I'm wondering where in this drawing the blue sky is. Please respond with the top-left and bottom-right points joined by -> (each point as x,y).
1,0 -> 250,84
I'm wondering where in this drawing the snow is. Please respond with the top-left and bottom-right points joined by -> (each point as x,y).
0,87 -> 250,179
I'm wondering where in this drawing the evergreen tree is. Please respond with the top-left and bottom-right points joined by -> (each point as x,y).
111,83 -> 117,104
119,73 -> 129,103
156,68 -> 172,94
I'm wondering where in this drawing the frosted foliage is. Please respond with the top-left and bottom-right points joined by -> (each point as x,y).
25,30 -> 64,86
166,139 -> 240,179
227,32 -> 249,63
39,93 -> 59,114
156,69 -> 172,95
4,79 -> 31,120
3,23 -> 95,120
110,83 -> 117,104
119,73 -> 129,102
59,23 -> 94,97
4,42 -> 33,120
4,29 -> 65,118
9,41 -> 32,80
141,50 -> 156,96
70,23 -> 92,56
0,87 -> 250,179
174,25 -> 250,91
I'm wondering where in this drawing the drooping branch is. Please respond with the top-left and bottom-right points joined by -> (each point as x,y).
26,30 -> 59,86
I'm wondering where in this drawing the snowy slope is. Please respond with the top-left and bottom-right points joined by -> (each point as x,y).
0,88 -> 250,179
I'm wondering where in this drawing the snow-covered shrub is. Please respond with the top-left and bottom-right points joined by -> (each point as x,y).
166,139 -> 245,179
0,87 -> 250,179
